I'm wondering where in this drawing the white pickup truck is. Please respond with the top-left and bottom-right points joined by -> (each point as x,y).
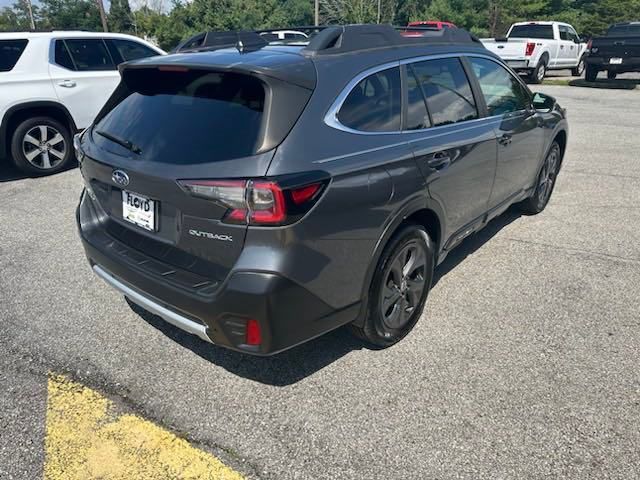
482,21 -> 588,83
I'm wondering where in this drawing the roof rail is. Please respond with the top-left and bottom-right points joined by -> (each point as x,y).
303,24 -> 482,56
173,24 -> 482,55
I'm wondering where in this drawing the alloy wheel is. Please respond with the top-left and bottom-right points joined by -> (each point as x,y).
538,146 -> 559,206
22,125 -> 67,170
381,241 -> 427,329
537,64 -> 546,82
577,59 -> 585,75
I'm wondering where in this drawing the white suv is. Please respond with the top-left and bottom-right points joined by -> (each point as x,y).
0,31 -> 164,175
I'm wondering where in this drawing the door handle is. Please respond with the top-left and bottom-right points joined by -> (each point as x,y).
426,152 -> 451,170
58,80 -> 76,88
498,134 -> 512,146
560,45 -> 565,49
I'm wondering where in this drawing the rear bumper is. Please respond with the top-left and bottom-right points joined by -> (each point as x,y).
504,59 -> 531,70
586,56 -> 640,71
77,192 -> 359,356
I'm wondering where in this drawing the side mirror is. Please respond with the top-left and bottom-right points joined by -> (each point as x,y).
573,37 -> 581,44
532,92 -> 556,112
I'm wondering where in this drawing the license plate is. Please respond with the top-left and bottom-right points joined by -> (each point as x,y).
122,190 -> 156,231
610,57 -> 623,64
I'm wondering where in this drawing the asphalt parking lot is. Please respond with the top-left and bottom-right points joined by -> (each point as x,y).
2,81 -> 640,479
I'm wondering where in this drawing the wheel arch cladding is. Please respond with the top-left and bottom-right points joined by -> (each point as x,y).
554,129 -> 567,165
1,102 -> 77,158
352,206 -> 442,328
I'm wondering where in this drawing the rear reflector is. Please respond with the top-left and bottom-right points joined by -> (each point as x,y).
291,183 -> 322,205
246,319 -> 261,346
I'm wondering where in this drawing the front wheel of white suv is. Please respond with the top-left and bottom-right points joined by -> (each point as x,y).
10,117 -> 74,176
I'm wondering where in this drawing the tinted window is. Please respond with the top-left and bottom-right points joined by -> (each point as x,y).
509,25 -> 554,40
94,71 -> 265,164
411,58 -> 477,127
54,41 -> 75,70
0,39 -> 28,72
337,67 -> 402,132
607,24 -> 640,36
111,39 -> 158,62
469,57 -> 531,116
559,26 -> 569,41
64,39 -> 115,71
406,65 -> 430,130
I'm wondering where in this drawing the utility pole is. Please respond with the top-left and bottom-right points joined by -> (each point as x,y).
314,0 -> 319,27
377,0 -> 381,24
96,0 -> 109,32
24,0 -> 35,30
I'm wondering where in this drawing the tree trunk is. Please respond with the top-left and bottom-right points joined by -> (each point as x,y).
96,0 -> 109,32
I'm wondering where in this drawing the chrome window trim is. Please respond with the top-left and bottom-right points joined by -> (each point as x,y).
324,52 -> 531,136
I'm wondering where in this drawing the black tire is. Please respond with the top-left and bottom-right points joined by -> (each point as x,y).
351,224 -> 435,348
529,59 -> 547,84
10,116 -> 73,176
585,65 -> 598,82
607,71 -> 617,80
520,141 -> 562,215
571,56 -> 586,76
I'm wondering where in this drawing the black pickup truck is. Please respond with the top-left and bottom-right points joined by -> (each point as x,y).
585,22 -> 640,81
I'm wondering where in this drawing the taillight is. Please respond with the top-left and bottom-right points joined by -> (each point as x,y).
587,39 -> 592,50
245,319 -> 261,346
179,178 -> 326,226
525,42 -> 536,56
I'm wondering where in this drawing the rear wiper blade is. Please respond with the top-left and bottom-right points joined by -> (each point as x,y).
95,130 -> 142,155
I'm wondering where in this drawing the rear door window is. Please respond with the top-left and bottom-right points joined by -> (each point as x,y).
410,58 -> 478,127
337,67 -> 402,132
63,39 -> 115,71
0,39 -> 28,72
405,65 -> 431,130
94,70 -> 266,164
469,57 -> 531,116
54,40 -> 75,70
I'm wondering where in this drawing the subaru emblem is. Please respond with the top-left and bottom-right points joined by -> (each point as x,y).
112,169 -> 129,187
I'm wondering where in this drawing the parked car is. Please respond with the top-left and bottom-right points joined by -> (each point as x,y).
76,24 -> 568,356
585,22 -> 640,81
482,21 -> 588,83
408,20 -> 457,29
259,30 -> 309,42
0,31 -> 164,175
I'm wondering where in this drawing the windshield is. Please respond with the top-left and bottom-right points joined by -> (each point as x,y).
509,25 -> 554,40
93,69 -> 265,164
607,24 -> 640,37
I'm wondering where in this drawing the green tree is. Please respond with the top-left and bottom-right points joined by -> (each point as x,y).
110,0 -> 134,32
38,0 -> 102,31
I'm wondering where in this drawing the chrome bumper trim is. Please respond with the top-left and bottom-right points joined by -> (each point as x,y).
93,265 -> 212,343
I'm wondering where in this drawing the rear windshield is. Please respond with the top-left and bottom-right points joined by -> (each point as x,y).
607,24 -> 640,37
93,70 -> 265,164
0,39 -> 28,72
509,25 -> 554,40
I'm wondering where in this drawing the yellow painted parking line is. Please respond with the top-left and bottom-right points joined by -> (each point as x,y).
45,374 -> 244,480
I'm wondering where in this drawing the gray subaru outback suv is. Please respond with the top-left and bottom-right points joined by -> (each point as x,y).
76,25 -> 568,355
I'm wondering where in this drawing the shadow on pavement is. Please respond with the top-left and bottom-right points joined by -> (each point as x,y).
0,160 -> 77,183
130,208 -> 523,386
569,78 -> 639,90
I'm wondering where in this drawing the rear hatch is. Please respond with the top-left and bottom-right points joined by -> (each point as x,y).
79,51 -> 315,288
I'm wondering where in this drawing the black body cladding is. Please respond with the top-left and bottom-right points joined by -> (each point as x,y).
77,25 -> 568,355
